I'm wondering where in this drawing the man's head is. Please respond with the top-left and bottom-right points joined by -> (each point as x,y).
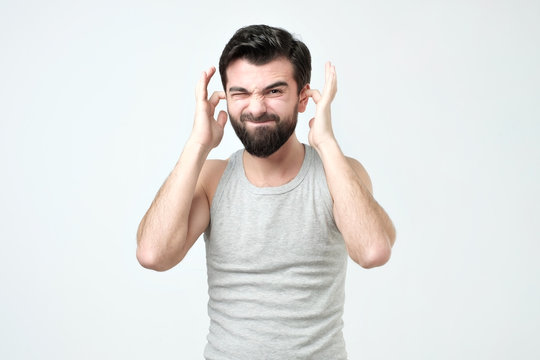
219,25 -> 312,157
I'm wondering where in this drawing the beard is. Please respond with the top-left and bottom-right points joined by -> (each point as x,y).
229,105 -> 298,158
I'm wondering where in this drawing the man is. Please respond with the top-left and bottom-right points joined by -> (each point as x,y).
137,25 -> 395,359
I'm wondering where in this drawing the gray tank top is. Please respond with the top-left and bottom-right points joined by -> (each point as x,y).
204,145 -> 348,359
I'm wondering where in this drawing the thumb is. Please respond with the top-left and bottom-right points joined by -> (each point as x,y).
308,117 -> 315,129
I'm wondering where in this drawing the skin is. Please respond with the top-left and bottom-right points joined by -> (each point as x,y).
136,57 -> 396,271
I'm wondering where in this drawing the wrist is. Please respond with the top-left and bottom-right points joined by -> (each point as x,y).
184,138 -> 213,158
312,136 -> 341,156
185,136 -> 213,153
313,138 -> 350,170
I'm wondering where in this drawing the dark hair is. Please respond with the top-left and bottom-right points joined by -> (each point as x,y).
219,25 -> 311,94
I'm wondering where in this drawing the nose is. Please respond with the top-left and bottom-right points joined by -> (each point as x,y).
246,95 -> 267,118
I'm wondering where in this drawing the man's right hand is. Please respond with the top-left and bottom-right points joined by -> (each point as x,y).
189,66 -> 227,150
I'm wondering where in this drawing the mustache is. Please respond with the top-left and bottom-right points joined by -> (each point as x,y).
240,113 -> 280,123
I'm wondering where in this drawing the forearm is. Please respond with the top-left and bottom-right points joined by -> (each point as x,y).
316,140 -> 396,268
136,140 -> 211,270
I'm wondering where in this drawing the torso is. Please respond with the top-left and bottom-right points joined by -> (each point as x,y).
202,145 -> 348,359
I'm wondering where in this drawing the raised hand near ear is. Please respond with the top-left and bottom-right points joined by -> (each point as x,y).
189,66 -> 228,150
305,62 -> 338,151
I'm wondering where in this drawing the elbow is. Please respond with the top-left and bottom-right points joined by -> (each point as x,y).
136,243 -> 179,272
136,223 -> 186,271
350,240 -> 392,269
136,246 -> 166,271
360,247 -> 391,269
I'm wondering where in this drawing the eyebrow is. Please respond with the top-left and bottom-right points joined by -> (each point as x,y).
228,81 -> 289,93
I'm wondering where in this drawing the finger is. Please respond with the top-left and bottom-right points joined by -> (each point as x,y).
195,71 -> 208,101
216,110 -> 228,128
305,89 -> 322,104
195,66 -> 216,101
323,62 -> 337,100
208,91 -> 226,108
308,117 -> 315,129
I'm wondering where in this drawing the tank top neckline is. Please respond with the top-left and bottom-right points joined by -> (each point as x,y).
233,144 -> 313,195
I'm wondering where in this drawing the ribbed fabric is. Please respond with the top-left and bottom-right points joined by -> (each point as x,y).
204,145 -> 348,360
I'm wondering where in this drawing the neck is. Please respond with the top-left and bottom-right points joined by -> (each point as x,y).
242,134 -> 305,187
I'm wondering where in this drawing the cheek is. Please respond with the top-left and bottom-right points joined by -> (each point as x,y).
229,96 -> 251,107
267,98 -> 297,115
226,100 -> 244,117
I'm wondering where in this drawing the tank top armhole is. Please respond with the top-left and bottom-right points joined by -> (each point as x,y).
311,147 -> 335,221
209,151 -> 240,219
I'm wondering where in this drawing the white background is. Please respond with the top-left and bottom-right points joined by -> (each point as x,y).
1,0 -> 539,359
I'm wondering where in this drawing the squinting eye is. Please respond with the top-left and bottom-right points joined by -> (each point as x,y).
231,93 -> 249,99
268,89 -> 283,95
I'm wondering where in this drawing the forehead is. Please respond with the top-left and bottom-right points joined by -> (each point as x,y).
225,57 -> 296,91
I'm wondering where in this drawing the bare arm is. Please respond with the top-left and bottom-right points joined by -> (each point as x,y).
306,63 -> 396,268
136,67 -> 227,271
318,142 -> 396,268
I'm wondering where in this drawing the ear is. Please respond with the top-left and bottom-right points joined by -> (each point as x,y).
297,84 -> 310,113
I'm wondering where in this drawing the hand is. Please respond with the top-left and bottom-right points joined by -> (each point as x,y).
189,66 -> 227,150
305,62 -> 338,151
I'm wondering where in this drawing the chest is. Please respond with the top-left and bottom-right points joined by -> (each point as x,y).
206,183 -> 345,270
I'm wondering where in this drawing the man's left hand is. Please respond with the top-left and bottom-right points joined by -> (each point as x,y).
305,62 -> 338,151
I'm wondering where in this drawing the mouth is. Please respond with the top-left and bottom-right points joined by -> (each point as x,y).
244,120 -> 276,130
240,113 -> 279,126
246,119 -> 276,125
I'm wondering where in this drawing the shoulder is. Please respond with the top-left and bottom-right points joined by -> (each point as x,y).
345,156 -> 373,194
201,158 -> 229,177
